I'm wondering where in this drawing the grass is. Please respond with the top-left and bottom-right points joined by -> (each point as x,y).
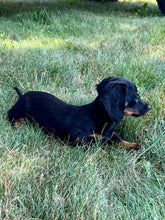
0,0 -> 165,219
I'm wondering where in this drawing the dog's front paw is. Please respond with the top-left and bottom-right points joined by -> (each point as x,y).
131,143 -> 142,150
120,141 -> 142,150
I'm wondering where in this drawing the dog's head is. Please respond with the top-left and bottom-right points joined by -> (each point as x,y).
97,77 -> 150,122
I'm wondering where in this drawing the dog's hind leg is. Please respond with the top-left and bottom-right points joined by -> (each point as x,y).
8,98 -> 27,128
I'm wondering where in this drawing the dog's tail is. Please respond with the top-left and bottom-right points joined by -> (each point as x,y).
14,87 -> 23,97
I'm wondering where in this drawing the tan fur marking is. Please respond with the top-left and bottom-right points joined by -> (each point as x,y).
124,109 -> 139,116
119,140 -> 142,150
13,118 -> 25,128
90,133 -> 101,140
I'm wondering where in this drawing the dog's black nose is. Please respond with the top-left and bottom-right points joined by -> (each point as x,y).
148,105 -> 151,110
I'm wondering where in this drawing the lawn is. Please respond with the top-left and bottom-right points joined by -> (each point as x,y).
0,0 -> 165,219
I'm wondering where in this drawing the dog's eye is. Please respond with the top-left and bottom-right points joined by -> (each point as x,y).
128,101 -> 136,107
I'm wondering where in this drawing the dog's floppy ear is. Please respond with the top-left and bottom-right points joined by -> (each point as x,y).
97,77 -> 117,94
97,79 -> 127,122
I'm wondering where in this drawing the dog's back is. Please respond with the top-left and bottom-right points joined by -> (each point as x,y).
8,89 -> 79,137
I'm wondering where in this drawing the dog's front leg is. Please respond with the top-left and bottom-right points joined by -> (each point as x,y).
111,132 -> 142,150
101,123 -> 141,150
90,122 -> 116,145
103,122 -> 117,138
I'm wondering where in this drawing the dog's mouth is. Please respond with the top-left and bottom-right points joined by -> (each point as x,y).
124,106 -> 150,117
131,112 -> 146,117
124,109 -> 140,116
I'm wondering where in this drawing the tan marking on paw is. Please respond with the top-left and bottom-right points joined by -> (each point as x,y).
13,118 -> 25,128
120,140 -> 142,150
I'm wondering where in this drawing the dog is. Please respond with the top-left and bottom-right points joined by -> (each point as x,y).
8,77 -> 150,150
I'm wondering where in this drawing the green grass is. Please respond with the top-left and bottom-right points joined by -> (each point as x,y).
0,0 -> 165,219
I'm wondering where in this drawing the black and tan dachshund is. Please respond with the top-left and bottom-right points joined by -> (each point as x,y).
8,77 -> 150,150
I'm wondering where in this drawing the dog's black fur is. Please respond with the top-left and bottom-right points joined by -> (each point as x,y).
8,77 -> 150,150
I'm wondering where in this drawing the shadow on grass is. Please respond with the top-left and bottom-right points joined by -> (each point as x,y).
0,0 -> 161,18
